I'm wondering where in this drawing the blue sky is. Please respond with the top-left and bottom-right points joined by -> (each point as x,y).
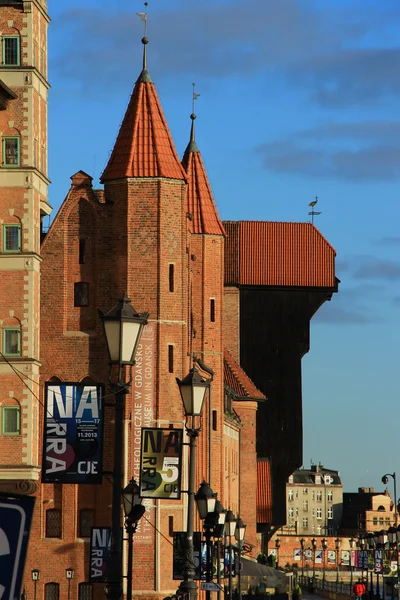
48,0 -> 400,495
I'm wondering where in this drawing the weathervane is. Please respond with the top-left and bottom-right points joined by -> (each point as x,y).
308,196 -> 321,225
192,82 -> 200,115
136,2 -> 148,37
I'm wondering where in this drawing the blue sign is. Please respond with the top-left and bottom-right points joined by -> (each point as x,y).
0,494 -> 35,600
42,383 -> 104,484
359,550 -> 369,570
89,527 -> 111,582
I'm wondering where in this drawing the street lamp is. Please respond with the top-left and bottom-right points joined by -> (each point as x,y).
235,516 -> 247,600
349,537 -> 356,589
335,538 -> 341,592
66,569 -> 74,600
31,570 -> 40,600
99,293 -> 148,600
225,510 -> 237,600
122,478 -> 146,600
176,366 -> 211,600
199,493 -> 226,600
311,538 -> 317,579
275,538 -> 281,568
300,539 -> 305,579
322,538 -> 328,589
195,480 -> 217,519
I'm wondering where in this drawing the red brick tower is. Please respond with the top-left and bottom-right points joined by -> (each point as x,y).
181,113 -> 226,500
0,0 -> 50,493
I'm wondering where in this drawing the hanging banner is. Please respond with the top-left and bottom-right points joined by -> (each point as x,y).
89,527 -> 111,583
42,383 -> 104,484
374,550 -> 383,574
327,550 -> 336,565
173,532 -> 202,580
294,548 -> 301,561
358,550 -> 369,570
341,550 -> 350,566
0,494 -> 35,600
140,427 -> 183,499
351,550 -> 357,567
315,550 -> 323,564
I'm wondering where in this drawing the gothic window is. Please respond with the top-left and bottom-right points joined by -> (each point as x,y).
45,584 -> 59,600
46,509 -> 62,538
78,584 -> 93,600
2,137 -> 20,166
2,36 -> 20,66
74,282 -> 89,307
79,509 -> 94,538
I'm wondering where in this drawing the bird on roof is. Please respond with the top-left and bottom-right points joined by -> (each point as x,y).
309,196 -> 318,208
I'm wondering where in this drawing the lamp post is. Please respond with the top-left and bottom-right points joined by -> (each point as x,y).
373,532 -> 381,600
31,570 -> 40,600
300,539 -> 305,579
349,537 -> 356,590
312,538 -> 317,580
235,516 -> 246,600
322,538 -> 328,589
198,494 -> 226,600
367,533 -> 375,600
122,478 -> 146,600
335,538 -> 341,592
66,569 -> 74,600
225,510 -> 237,600
99,293 -> 148,600
275,538 -> 281,569
176,366 -> 211,600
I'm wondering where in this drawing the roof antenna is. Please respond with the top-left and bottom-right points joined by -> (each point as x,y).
308,196 -> 321,225
190,83 -> 200,142
137,2 -> 149,71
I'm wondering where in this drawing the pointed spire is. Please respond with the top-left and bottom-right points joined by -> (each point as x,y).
100,9 -> 186,183
182,102 -> 225,236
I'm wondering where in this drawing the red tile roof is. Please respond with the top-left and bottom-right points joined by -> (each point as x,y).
224,348 -> 265,400
182,121 -> 226,236
257,460 -> 273,524
101,71 -> 186,182
224,221 -> 336,288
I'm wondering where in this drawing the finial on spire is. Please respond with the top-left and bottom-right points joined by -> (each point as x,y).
137,2 -> 149,72
190,83 -> 200,142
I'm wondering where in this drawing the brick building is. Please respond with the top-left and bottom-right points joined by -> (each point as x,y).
0,3 -> 338,600
340,487 -> 396,536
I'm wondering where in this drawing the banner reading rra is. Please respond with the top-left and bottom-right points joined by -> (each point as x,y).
140,428 -> 183,499
42,383 -> 104,484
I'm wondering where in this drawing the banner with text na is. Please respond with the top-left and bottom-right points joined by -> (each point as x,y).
42,383 -> 104,484
140,427 -> 183,499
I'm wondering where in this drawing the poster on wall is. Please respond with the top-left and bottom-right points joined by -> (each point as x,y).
315,550 -> 323,564
294,548 -> 301,561
341,550 -> 350,566
42,383 -> 104,484
304,549 -> 312,561
0,494 -> 35,600
89,527 -> 111,583
140,427 -> 183,499
327,550 -> 336,564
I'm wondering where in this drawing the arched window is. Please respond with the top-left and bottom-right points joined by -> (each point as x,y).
78,509 -> 94,538
74,282 -> 89,307
45,583 -> 59,600
78,583 -> 93,600
377,505 -> 385,512
2,326 -> 21,355
46,508 -> 62,538
2,405 -> 20,435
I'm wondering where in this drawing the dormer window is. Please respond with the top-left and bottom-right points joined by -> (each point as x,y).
2,36 -> 20,66
315,475 -> 321,484
324,475 -> 331,485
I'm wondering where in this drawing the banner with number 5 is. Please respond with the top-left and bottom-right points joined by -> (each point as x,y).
139,427 -> 183,499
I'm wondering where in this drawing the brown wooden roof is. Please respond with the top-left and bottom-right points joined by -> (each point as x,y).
224,221 -> 336,288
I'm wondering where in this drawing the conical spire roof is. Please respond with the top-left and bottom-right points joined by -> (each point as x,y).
182,115 -> 225,236
101,39 -> 186,183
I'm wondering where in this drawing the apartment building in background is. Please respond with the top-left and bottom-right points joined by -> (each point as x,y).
284,464 -> 343,536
